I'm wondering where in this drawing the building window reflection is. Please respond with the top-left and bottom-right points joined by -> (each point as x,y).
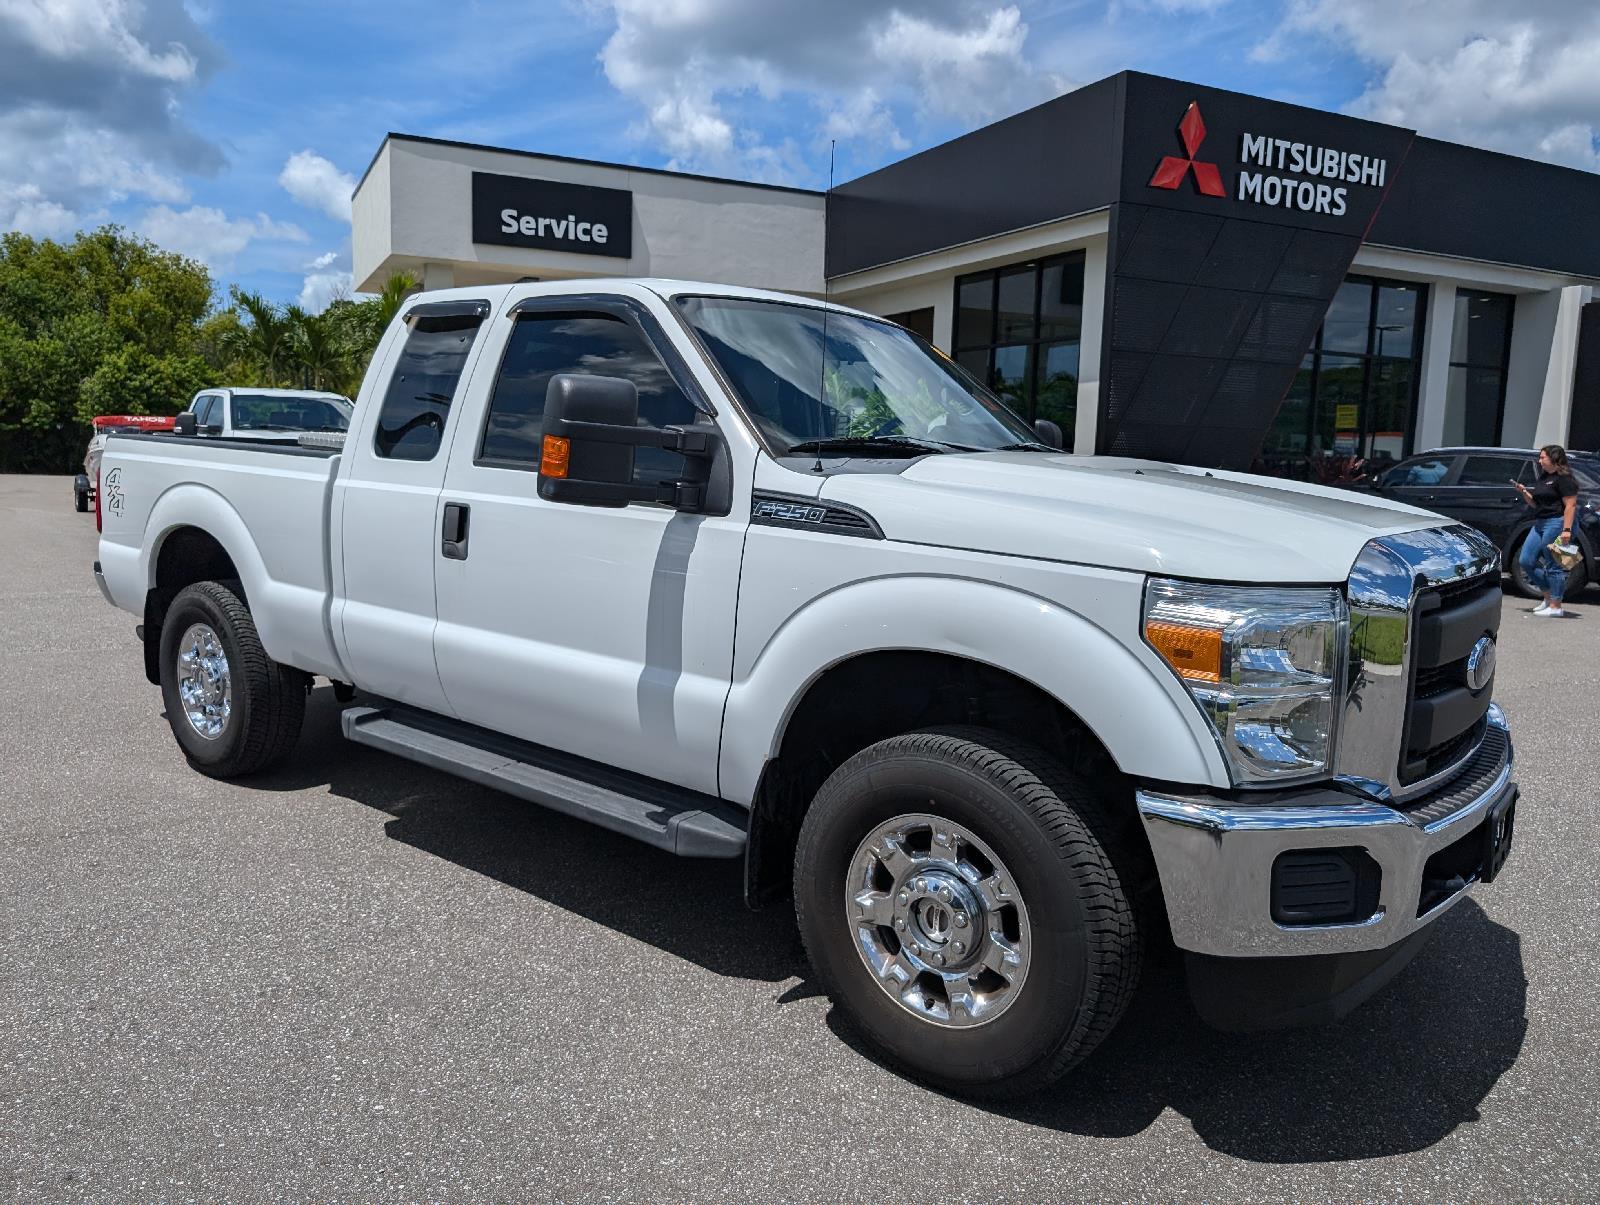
1261,275 -> 1427,483
953,252 -> 1085,447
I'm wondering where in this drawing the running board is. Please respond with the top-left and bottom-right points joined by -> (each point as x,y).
341,705 -> 747,858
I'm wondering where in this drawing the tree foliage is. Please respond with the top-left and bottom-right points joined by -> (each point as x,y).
0,222 -> 418,473
0,227 -> 215,472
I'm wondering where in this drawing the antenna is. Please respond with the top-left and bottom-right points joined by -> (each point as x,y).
813,139 -> 836,474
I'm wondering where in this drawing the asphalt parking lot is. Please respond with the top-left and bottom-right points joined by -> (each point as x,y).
3,471 -> 1597,1200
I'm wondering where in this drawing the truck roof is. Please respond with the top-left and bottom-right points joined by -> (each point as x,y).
410,279 -> 881,322
209,387 -> 352,401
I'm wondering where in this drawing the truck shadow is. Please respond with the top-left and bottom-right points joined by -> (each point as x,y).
261,688 -> 1527,1163
955,896 -> 1527,1161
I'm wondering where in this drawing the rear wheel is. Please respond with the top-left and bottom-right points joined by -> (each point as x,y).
793,727 -> 1142,1099
158,580 -> 306,778
73,485 -> 88,513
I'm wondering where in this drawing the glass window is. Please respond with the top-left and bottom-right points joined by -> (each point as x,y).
955,277 -> 994,350
676,296 -> 1037,452
1386,456 -> 1453,487
1321,279 -> 1372,355
1458,455 -> 1529,486
480,313 -> 696,484
1261,355 -> 1316,477
951,251 -> 1086,445
1373,283 -> 1420,358
1364,359 -> 1412,466
1443,291 -> 1514,447
1035,341 -> 1080,434
230,394 -> 351,433
194,396 -> 216,427
374,315 -> 483,461
996,270 -> 1036,343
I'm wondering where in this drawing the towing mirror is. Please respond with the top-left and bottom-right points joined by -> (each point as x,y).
536,373 -> 721,511
174,412 -> 198,436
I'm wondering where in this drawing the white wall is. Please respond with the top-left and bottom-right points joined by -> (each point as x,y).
1503,285 -> 1589,447
353,136 -> 825,295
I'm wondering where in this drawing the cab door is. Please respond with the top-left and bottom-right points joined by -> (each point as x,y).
431,293 -> 748,796
1452,453 -> 1533,548
333,299 -> 494,714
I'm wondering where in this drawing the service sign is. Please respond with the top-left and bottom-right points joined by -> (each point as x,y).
471,172 -> 633,259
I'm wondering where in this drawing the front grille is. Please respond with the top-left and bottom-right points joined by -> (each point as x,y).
1401,573 -> 1499,785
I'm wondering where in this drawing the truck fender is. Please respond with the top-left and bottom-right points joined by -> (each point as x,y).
138,482 -> 344,679
718,574 -> 1228,805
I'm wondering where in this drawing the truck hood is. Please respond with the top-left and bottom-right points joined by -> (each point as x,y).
818,452 -> 1446,583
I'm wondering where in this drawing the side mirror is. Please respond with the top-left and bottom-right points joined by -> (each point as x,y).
174,412 -> 197,436
537,374 -> 721,510
1033,419 -> 1064,450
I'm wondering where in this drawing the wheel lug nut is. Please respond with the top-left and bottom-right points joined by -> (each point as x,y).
954,913 -> 968,928
933,953 -> 946,966
939,886 -> 951,900
953,941 -> 965,954
895,918 -> 906,930
898,891 -> 909,904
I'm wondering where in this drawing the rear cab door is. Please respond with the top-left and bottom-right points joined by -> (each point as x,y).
429,285 -> 753,795
332,293 -> 501,713
1377,452 -> 1460,513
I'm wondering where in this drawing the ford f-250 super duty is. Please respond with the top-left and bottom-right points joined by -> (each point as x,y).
94,280 -> 1518,1097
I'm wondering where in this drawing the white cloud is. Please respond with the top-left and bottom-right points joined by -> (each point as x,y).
1254,1 -> 1600,172
296,249 -> 351,313
136,205 -> 307,268
0,0 -> 222,234
591,0 -> 1071,182
279,150 -> 356,223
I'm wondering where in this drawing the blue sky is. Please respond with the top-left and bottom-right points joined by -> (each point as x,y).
2,1 -> 1595,311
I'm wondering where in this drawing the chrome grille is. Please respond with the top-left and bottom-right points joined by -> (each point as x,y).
1337,525 -> 1501,802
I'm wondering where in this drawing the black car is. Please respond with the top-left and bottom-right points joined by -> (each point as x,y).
1368,446 -> 1598,596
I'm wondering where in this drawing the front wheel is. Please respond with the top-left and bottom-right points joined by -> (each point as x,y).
158,580 -> 307,778
73,486 -> 88,513
793,728 -> 1143,1099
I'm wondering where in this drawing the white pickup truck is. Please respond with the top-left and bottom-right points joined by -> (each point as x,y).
94,280 -> 1517,1097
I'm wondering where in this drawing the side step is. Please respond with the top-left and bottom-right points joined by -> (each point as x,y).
341,705 -> 747,859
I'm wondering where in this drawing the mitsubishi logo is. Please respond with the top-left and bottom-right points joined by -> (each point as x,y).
1150,101 -> 1226,197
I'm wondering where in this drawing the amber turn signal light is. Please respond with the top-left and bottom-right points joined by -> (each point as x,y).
1145,620 -> 1223,683
540,434 -> 571,478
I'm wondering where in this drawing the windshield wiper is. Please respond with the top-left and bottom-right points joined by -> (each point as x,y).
993,441 -> 1054,452
785,435 -> 968,456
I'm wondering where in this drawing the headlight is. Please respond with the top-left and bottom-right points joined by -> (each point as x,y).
1143,579 -> 1346,786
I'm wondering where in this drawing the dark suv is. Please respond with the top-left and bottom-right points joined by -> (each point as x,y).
1368,447 -> 1598,596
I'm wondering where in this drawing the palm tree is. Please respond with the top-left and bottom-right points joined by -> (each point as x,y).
284,305 -> 345,392
228,289 -> 293,385
374,271 -> 419,335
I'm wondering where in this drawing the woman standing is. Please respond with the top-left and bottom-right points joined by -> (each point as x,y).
1513,444 -> 1580,617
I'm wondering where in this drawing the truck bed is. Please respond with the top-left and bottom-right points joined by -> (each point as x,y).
95,433 -> 349,680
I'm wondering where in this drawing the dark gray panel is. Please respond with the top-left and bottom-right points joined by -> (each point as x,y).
1124,355 -> 1227,425
1236,295 -> 1329,364
1198,222 -> 1295,291
826,76 -> 1122,276
1371,138 -> 1600,278
1570,302 -> 1600,451
1110,277 -> 1187,353
1268,229 -> 1361,299
1115,207 -> 1225,284
1159,289 -> 1258,357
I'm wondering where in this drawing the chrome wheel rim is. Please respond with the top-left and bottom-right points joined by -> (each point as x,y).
847,812 -> 1031,1028
176,622 -> 231,741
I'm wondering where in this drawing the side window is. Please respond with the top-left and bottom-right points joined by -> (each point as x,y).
374,314 -> 484,461
193,396 -> 215,427
1458,455 -> 1526,486
479,312 -> 697,484
1386,456 -> 1453,487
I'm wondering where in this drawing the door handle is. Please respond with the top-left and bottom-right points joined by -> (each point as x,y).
441,502 -> 470,560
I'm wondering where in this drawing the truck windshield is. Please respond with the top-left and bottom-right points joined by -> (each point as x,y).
231,394 -> 352,433
676,296 -> 1040,454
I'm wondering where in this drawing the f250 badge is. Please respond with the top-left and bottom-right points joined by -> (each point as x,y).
104,467 -> 125,518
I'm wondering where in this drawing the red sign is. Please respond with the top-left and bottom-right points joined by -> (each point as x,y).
92,414 -> 176,430
1149,102 -> 1226,198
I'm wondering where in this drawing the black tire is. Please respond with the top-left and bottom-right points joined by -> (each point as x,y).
793,727 -> 1143,1099
73,487 -> 88,513
158,580 -> 306,778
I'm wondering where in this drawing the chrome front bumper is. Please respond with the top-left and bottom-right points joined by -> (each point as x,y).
1137,709 -> 1515,958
